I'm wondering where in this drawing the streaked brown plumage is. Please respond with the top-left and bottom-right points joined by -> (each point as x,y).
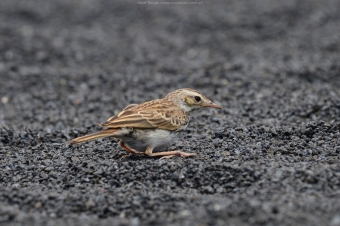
70,88 -> 222,159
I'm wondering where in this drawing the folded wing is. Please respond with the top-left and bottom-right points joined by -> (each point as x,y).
100,100 -> 188,131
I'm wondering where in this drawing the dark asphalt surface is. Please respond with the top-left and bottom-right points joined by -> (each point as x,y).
1,0 -> 340,225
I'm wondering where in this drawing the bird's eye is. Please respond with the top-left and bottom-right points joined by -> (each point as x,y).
194,96 -> 201,102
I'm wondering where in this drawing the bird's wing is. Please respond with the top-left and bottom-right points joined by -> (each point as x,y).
100,100 -> 188,131
122,104 -> 139,111
105,104 -> 138,122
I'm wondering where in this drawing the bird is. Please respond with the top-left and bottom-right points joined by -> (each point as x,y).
70,88 -> 222,159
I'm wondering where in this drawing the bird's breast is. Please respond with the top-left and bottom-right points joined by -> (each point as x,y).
121,128 -> 178,152
175,117 -> 190,132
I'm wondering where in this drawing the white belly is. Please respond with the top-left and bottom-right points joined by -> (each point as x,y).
120,129 -> 178,152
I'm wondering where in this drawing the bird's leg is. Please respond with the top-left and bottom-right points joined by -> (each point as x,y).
119,140 -> 144,159
145,146 -> 196,159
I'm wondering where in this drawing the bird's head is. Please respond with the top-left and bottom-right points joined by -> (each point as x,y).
166,88 -> 222,113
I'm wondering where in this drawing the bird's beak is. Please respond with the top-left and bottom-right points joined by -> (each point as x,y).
202,102 -> 222,109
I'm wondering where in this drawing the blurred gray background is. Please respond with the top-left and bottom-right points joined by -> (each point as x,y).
0,0 -> 340,225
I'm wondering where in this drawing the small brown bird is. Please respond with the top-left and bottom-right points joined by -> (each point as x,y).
70,88 -> 222,159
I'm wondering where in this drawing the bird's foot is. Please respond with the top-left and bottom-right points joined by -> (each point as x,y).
120,152 -> 145,160
158,151 -> 197,160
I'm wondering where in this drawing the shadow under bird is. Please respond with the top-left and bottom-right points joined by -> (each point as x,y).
70,88 -> 222,159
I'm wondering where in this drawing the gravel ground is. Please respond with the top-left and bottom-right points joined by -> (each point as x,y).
1,0 -> 340,225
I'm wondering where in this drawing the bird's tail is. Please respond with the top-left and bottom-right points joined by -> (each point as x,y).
69,128 -> 118,145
